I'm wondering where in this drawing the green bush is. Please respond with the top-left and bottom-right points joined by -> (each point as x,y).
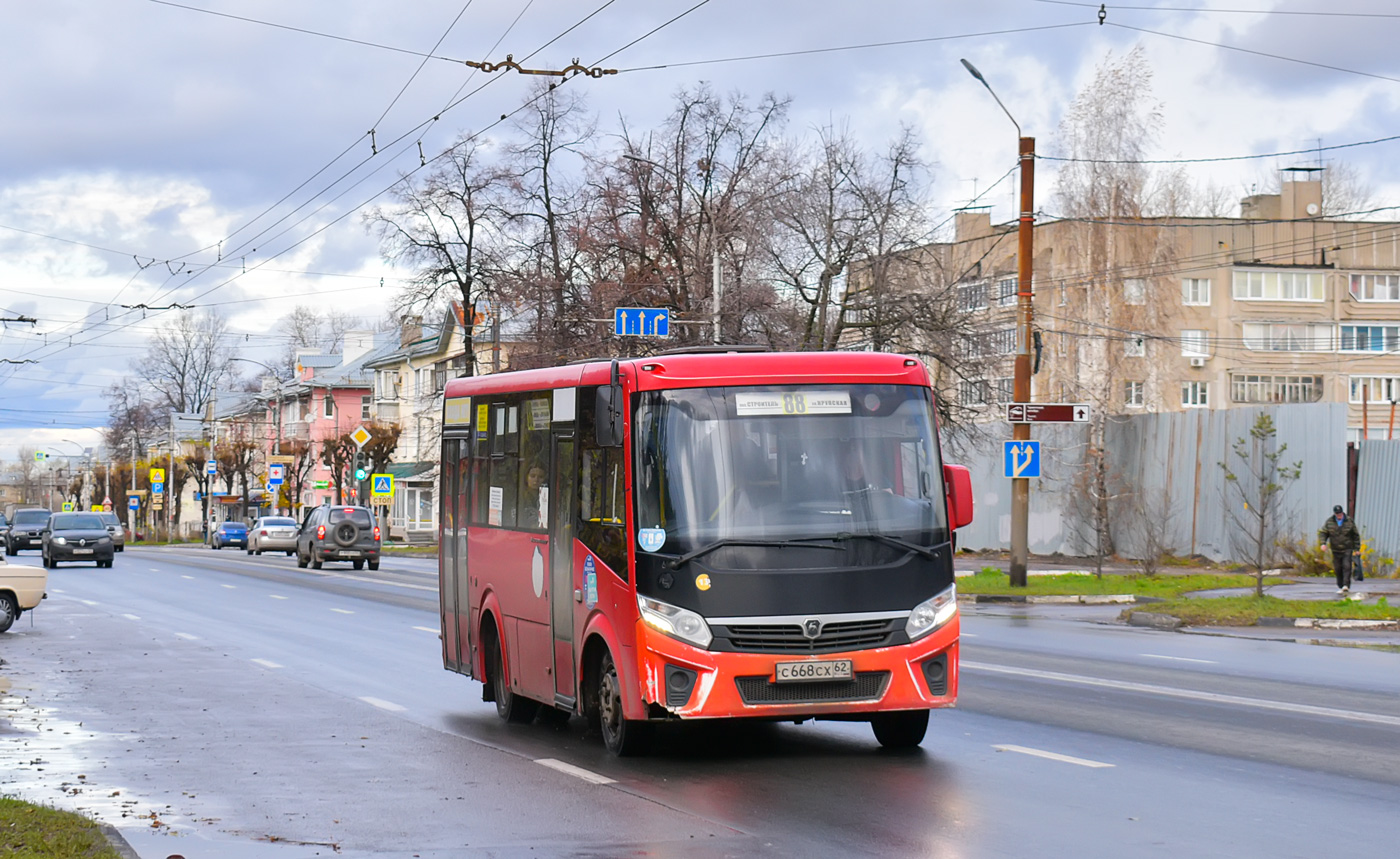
1279,536 -> 1332,576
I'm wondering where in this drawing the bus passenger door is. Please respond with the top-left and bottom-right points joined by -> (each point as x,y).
439,439 -> 461,672
550,433 -> 577,704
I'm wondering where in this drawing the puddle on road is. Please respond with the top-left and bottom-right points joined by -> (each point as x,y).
0,680 -> 331,859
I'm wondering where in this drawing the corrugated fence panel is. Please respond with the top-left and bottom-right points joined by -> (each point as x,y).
950,404 -> 1347,563
1354,441 -> 1400,564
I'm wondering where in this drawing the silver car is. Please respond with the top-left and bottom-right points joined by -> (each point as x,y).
248,516 -> 300,556
97,511 -> 126,552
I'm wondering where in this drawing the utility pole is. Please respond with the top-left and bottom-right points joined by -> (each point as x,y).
168,415 -> 175,540
963,58 -> 1036,587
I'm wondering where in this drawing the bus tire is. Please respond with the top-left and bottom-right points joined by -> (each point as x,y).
591,649 -> 652,757
871,710 -> 929,749
485,625 -> 538,724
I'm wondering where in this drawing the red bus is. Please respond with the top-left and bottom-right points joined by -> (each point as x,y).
438,349 -> 973,755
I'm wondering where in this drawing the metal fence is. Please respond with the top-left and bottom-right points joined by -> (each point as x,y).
947,403 -> 1348,563
1353,440 -> 1400,566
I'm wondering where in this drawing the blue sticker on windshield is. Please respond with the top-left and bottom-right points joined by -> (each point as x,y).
584,556 -> 598,608
638,528 -> 666,553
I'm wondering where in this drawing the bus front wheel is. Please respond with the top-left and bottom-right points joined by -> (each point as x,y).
591,649 -> 651,757
871,710 -> 929,749
486,626 -> 538,724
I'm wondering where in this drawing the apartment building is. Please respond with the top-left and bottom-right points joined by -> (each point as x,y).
924,172 -> 1400,441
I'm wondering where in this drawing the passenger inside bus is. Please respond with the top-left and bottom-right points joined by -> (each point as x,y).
521,462 -> 547,529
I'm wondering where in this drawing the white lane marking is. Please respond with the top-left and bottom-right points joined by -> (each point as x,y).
149,568 -> 160,572
251,659 -> 283,669
174,632 -> 199,640
359,696 -> 406,712
330,608 -> 355,615
51,588 -> 65,593
964,661 -> 1400,728
413,626 -> 439,634
993,744 -> 1114,768
121,613 -> 141,621
1140,653 -> 1216,665
79,599 -> 99,606
269,594 -> 289,600
961,633 -> 977,637
181,575 -> 195,580
535,758 -> 616,785
303,569 -> 435,592
221,584 -> 236,589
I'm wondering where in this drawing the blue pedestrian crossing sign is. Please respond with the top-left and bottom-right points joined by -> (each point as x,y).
613,307 -> 670,337
371,473 -> 394,498
1003,440 -> 1040,479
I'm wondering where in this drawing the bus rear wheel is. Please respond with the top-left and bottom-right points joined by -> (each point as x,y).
871,710 -> 929,749
486,627 -> 538,724
591,649 -> 651,756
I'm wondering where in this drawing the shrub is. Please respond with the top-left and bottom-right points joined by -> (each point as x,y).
1279,536 -> 1332,576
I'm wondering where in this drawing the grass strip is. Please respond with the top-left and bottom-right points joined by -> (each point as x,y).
957,569 -> 1260,598
1127,595 -> 1400,627
0,797 -> 121,859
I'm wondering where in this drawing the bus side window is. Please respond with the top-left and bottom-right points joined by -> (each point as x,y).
578,386 -> 626,576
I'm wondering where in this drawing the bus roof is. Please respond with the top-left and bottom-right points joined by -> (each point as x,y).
442,351 -> 931,398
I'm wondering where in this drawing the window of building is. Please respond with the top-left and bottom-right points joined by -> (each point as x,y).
323,393 -> 334,418
1349,376 -> 1400,403
377,370 -> 400,399
1123,278 -> 1146,305
1231,374 -> 1324,404
957,281 -> 988,312
989,328 -> 1016,355
1124,381 -> 1144,408
1349,273 -> 1400,302
958,379 -> 989,405
1124,335 -> 1145,357
1339,324 -> 1400,353
1241,322 -> 1333,352
1182,277 -> 1211,306
361,395 -> 371,420
1232,269 -> 1325,301
991,377 -> 1015,404
1180,330 -> 1210,357
1181,381 -> 1209,408
997,277 -> 1018,307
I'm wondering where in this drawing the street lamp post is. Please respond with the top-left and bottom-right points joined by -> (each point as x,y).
962,58 -> 1036,588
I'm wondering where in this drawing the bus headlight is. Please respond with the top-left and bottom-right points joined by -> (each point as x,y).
637,595 -> 712,649
905,584 -> 957,641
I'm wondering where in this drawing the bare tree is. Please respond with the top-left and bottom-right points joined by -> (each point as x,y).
214,432 -> 257,520
1220,413 -> 1303,597
367,137 -> 505,378
133,310 -> 237,416
321,433 -> 356,506
104,384 -> 162,462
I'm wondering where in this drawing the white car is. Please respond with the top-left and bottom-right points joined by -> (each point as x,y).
248,516 -> 300,556
0,557 -> 47,633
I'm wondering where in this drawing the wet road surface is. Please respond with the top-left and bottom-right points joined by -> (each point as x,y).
2,546 -> 1398,857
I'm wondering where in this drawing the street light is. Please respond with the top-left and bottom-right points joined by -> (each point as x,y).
623,153 -> 724,344
962,58 -> 1036,588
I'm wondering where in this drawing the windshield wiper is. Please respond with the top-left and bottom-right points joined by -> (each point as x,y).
832,532 -> 940,560
664,538 -> 843,570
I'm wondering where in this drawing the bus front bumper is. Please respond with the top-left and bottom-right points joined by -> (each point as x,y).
635,616 -> 959,721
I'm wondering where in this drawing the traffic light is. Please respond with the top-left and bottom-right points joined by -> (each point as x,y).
355,468 -> 368,480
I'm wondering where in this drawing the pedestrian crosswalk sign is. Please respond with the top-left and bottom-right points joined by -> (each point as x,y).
371,473 -> 394,498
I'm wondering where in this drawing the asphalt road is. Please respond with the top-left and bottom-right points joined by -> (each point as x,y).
1,545 -> 1398,858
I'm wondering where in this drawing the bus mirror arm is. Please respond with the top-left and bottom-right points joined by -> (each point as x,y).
595,360 -> 625,447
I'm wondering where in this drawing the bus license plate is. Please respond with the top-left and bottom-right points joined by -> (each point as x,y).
775,659 -> 853,683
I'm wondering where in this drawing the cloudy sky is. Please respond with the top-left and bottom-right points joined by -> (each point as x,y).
2,0 -> 1398,461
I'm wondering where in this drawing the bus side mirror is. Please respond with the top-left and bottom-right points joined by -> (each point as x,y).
594,384 -> 624,448
943,464 -> 974,530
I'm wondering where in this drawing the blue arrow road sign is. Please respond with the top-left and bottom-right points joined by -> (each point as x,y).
1003,440 -> 1040,479
613,307 -> 670,337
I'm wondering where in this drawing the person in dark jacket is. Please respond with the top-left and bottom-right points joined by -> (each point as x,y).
1319,505 -> 1362,595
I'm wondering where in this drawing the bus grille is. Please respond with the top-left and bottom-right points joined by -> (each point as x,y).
716,618 -> 898,654
735,671 -> 890,705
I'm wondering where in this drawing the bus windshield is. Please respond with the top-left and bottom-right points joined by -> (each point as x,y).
634,384 -> 948,556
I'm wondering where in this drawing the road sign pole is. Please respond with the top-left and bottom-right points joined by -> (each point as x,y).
1010,134 -> 1035,588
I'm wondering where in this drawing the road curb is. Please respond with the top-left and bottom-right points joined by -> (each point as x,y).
1127,611 -> 1185,629
99,824 -> 142,859
960,593 -> 1141,605
1260,617 -> 1400,630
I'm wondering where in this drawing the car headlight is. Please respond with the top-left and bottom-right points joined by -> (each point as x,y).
98,536 -> 111,544
905,584 -> 958,641
637,595 -> 712,649
53,536 -> 67,545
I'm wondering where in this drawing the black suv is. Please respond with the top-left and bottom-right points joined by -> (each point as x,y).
6,509 -> 53,555
297,505 -> 381,570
